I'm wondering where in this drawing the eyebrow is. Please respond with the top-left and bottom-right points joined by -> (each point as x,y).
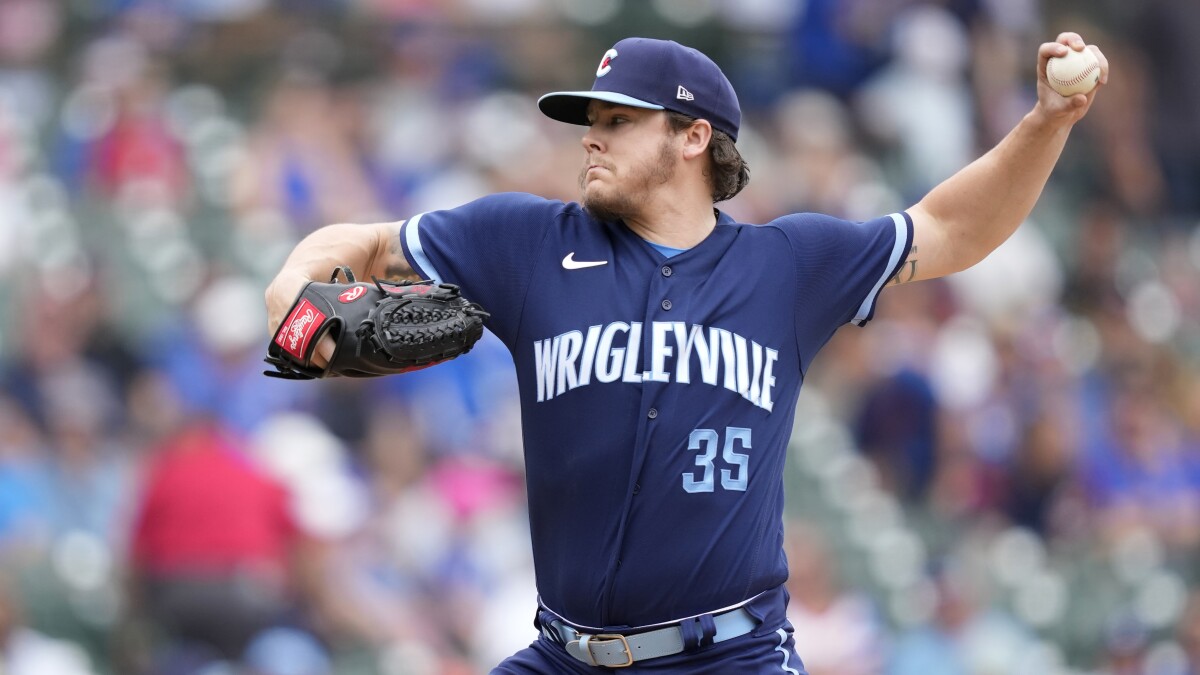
586,101 -> 614,122
585,101 -> 632,124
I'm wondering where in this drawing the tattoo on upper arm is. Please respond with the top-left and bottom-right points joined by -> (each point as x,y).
888,245 -> 918,285
383,232 -> 418,281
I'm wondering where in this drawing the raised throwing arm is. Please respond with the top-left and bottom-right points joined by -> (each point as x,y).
893,32 -> 1109,285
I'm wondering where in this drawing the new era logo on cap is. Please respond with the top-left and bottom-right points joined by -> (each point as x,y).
676,86 -> 694,101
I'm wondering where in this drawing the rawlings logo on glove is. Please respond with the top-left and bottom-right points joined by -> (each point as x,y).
264,267 -> 489,380
277,300 -> 326,358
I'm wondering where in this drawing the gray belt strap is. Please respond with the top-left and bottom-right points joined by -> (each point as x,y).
544,607 -> 757,668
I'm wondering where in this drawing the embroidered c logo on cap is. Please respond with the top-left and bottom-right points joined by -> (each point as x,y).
596,48 -> 618,77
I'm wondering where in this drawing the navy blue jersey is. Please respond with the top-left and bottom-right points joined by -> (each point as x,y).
399,192 -> 911,628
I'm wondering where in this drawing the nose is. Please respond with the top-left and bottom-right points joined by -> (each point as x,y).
581,127 -> 602,154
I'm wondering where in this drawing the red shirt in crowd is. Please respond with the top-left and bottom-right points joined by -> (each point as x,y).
130,424 -> 296,576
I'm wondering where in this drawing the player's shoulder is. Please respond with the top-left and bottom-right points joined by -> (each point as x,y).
453,192 -> 572,218
761,211 -> 909,240
718,211 -> 847,234
718,212 -> 845,245
457,192 -> 607,229
762,211 -> 858,232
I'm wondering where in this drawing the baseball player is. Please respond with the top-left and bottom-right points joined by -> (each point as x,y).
266,34 -> 1107,673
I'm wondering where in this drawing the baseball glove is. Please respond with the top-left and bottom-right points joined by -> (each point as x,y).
264,267 -> 489,380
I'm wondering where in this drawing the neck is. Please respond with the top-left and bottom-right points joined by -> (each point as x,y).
622,186 -> 718,249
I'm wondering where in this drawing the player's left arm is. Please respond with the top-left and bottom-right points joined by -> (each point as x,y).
891,32 -> 1109,285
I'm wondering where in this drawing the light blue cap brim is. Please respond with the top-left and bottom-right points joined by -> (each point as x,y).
538,90 -> 665,126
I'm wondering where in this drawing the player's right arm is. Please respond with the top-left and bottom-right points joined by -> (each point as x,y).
265,221 -> 414,350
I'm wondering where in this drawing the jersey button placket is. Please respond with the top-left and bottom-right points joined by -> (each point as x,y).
607,262 -> 669,621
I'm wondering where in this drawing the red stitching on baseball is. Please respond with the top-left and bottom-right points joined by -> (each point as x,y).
1049,59 -> 1098,86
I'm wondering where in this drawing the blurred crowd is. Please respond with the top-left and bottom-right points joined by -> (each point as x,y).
0,0 -> 1198,674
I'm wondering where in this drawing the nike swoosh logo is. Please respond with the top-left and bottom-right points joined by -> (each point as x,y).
562,252 -> 608,270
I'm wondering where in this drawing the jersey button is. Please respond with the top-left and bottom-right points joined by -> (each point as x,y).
647,408 -> 658,419
661,265 -> 673,277
633,483 -> 641,495
661,299 -> 673,310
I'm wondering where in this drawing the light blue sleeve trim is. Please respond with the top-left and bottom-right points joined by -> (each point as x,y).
851,212 -> 909,326
402,212 -> 443,285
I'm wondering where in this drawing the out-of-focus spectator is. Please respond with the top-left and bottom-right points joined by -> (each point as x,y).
854,367 -> 938,503
969,0 -> 1041,147
1002,411 -> 1077,536
1096,614 -> 1151,675
1177,591 -> 1200,673
0,572 -> 98,675
1079,363 -> 1200,550
306,402 -> 445,661
1071,28 -> 1166,218
1126,0 -> 1200,217
249,412 -> 406,655
126,419 -> 323,670
31,364 -> 133,545
855,5 -> 974,200
230,71 -> 383,234
58,36 -> 191,209
1060,198 -> 1128,317
1,286 -> 135,555
0,0 -> 61,128
242,626 -> 333,675
770,90 -> 895,220
785,0 -> 892,97
144,275 -> 313,436
0,395 -> 48,551
786,520 -> 888,675
887,558 -> 1039,675
316,399 -> 534,670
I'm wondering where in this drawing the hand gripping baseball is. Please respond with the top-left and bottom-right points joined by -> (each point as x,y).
1036,32 -> 1109,123
264,267 -> 489,380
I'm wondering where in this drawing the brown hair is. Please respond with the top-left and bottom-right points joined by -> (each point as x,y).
666,111 -> 750,202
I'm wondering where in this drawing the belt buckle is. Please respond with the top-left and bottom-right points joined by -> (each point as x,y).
588,633 -> 633,668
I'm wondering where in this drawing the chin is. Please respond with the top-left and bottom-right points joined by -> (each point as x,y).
581,183 -> 605,207
582,192 -> 629,223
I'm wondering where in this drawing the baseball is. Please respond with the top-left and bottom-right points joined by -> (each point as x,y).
1046,46 -> 1100,97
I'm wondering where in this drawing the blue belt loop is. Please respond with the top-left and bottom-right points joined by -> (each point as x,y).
698,613 -> 717,647
679,616 -> 702,651
679,614 -> 718,652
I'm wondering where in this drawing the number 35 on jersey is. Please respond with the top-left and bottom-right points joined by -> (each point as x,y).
684,426 -> 750,493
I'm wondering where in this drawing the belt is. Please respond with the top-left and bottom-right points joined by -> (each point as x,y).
541,606 -> 758,668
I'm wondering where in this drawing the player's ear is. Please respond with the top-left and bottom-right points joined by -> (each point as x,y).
680,118 -> 713,160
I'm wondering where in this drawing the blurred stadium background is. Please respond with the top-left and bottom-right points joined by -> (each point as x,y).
0,0 -> 1198,673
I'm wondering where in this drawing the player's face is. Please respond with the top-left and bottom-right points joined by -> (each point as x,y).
579,102 -> 681,222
